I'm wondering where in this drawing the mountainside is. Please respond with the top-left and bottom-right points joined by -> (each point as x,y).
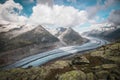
0,24 -> 60,67
83,28 -> 120,41
82,29 -> 102,37
59,27 -> 87,45
0,25 -> 59,52
104,28 -> 120,41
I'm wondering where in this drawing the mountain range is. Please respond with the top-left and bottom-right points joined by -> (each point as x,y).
83,27 -> 120,42
0,23 -> 86,66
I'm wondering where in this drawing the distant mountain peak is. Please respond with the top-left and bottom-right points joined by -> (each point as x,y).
59,27 -> 85,45
32,25 -> 46,34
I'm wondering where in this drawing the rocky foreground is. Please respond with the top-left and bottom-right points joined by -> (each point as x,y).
0,41 -> 120,80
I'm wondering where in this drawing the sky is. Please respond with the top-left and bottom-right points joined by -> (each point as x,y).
0,0 -> 120,32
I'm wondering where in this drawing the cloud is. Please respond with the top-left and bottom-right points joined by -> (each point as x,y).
108,9 -> 120,26
0,0 -> 88,27
29,4 -> 88,27
87,0 -> 118,18
0,0 -> 28,24
37,0 -> 54,7
1,0 -> 118,30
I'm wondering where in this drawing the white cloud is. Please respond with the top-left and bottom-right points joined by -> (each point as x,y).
0,0 -> 88,27
0,0 -> 28,24
87,0 -> 117,18
108,9 -> 120,25
89,16 -> 100,24
1,0 -> 116,30
90,23 -> 105,29
29,4 -> 88,27
37,0 -> 54,7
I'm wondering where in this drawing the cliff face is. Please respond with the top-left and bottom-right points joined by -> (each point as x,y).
58,27 -> 87,45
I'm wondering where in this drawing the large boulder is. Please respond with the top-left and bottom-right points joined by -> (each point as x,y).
58,70 -> 86,80
72,56 -> 90,65
101,64 -> 118,69
95,71 -> 109,79
86,72 -> 96,80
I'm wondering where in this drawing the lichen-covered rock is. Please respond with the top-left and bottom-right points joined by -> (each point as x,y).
101,64 -> 118,69
58,70 -> 86,80
96,71 -> 109,79
50,60 -> 69,69
72,56 -> 90,65
90,51 -> 104,57
86,72 -> 96,80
